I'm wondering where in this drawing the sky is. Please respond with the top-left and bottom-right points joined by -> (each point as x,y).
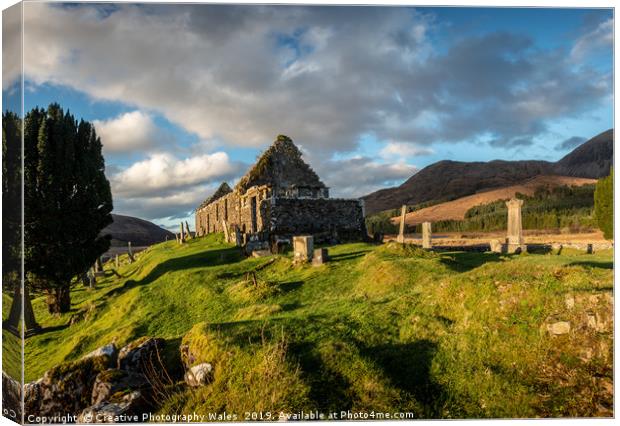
2,3 -> 614,229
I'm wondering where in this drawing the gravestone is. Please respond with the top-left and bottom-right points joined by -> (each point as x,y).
489,239 -> 503,253
128,242 -> 134,263
234,229 -> 242,246
397,205 -> 407,243
222,220 -> 230,242
505,198 -> 526,254
312,248 -> 329,266
422,222 -> 432,249
293,235 -> 314,262
179,223 -> 185,243
115,254 -> 119,269
185,221 -> 192,239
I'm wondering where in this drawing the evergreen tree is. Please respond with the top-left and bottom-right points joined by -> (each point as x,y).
594,168 -> 613,240
23,104 -> 113,314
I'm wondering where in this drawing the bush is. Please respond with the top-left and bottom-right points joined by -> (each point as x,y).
594,169 -> 613,239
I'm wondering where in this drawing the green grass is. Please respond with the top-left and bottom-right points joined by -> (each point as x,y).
19,233 -> 613,418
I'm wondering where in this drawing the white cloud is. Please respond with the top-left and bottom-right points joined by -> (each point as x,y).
380,142 -> 434,159
111,151 -> 237,198
18,4 -> 610,156
314,156 -> 418,199
571,19 -> 613,61
94,111 -> 159,153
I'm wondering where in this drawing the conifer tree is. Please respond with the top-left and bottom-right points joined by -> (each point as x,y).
594,168 -> 613,240
23,104 -> 113,314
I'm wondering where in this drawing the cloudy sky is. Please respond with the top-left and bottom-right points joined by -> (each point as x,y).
2,2 -> 613,229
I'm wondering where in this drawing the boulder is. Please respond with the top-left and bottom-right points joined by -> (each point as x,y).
91,369 -> 150,405
83,343 -> 118,368
117,337 -> 165,372
548,321 -> 571,335
78,391 -> 146,423
184,363 -> 213,387
27,355 -> 109,418
2,371 -> 22,421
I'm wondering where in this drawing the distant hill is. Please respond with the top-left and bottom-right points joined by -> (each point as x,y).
362,129 -> 613,215
554,129 -> 613,178
102,214 -> 175,247
396,175 -> 596,226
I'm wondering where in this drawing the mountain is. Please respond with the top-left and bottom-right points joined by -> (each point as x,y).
554,129 -> 613,178
102,214 -> 175,247
362,129 -> 613,215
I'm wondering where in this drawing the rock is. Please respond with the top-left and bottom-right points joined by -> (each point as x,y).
91,369 -> 150,405
252,249 -> 271,258
548,321 -> 571,335
83,343 -> 118,368
2,371 -> 22,421
78,391 -> 147,423
564,294 -> 575,309
587,314 -> 597,329
28,355 -> 109,418
184,363 -> 213,387
117,337 -> 165,372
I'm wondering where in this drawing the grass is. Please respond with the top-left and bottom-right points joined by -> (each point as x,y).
8,233 -> 613,418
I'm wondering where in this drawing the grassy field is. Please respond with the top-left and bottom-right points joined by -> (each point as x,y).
8,233 -> 613,418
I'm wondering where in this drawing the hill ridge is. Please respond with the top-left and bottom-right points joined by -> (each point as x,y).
362,129 -> 613,215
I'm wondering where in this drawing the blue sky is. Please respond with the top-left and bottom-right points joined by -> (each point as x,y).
2,3 -> 613,229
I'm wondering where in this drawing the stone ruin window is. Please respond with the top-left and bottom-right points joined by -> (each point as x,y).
216,203 -> 219,221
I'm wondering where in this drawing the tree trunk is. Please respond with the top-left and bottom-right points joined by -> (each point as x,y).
46,286 -> 71,314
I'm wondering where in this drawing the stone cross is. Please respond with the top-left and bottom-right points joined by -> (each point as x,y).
505,198 -> 526,253
422,222 -> 432,249
397,205 -> 407,243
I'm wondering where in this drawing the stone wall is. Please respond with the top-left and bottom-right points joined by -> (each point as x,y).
196,186 -> 366,243
195,186 -> 271,237
269,198 -> 366,240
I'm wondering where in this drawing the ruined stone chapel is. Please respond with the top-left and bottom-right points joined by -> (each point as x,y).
195,135 -> 366,247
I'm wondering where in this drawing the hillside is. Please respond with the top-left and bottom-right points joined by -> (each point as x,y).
396,175 -> 596,226
101,214 -> 175,247
363,129 -> 613,215
10,235 -> 613,418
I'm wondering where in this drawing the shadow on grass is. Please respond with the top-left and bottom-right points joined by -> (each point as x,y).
568,261 -> 613,270
360,340 -> 444,416
439,251 -> 506,272
329,250 -> 369,263
34,323 -> 69,335
289,341 -> 354,413
95,247 -> 243,302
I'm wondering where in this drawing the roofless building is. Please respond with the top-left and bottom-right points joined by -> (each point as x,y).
195,135 -> 366,248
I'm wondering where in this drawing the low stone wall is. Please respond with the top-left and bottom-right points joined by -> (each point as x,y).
269,198 -> 366,241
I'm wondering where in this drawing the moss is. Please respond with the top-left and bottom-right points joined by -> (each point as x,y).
48,355 -> 108,381
96,368 -> 126,383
